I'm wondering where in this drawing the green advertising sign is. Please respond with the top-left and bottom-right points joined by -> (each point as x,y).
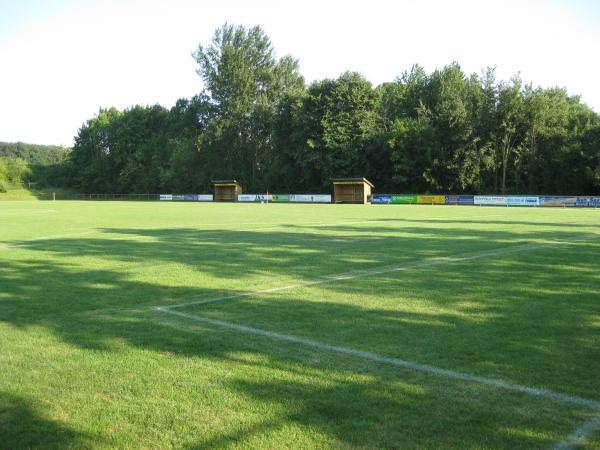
272,194 -> 290,203
392,195 -> 418,204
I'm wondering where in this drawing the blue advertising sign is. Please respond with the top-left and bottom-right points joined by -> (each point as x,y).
575,197 -> 600,207
370,195 -> 393,204
506,196 -> 539,206
445,195 -> 474,205
539,196 -> 577,207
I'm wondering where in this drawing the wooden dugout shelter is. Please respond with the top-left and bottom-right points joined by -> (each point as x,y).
211,179 -> 242,202
332,177 -> 374,204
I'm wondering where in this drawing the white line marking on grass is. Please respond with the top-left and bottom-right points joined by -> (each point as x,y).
153,233 -> 600,446
0,230 -> 99,249
551,415 -> 600,449
0,209 -> 57,215
0,213 -> 504,249
156,308 -> 600,411
180,214 -> 509,234
162,235 -> 598,310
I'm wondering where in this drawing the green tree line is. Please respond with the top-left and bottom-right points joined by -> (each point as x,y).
67,24 -> 600,195
0,142 -> 71,192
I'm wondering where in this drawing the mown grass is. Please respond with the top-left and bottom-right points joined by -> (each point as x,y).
0,201 -> 599,449
0,186 -> 78,200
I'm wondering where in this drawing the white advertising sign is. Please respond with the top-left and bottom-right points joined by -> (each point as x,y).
290,194 -> 331,203
238,194 -> 331,203
238,194 -> 273,202
474,196 -> 508,205
507,196 -> 539,206
196,194 -> 213,202
474,196 -> 539,206
159,194 -> 173,201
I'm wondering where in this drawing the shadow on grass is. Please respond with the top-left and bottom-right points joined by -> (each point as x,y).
8,223 -> 599,283
365,215 -> 600,229
1,223 -> 599,448
0,391 -> 95,449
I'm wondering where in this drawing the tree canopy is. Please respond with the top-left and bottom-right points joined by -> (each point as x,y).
63,24 -> 600,195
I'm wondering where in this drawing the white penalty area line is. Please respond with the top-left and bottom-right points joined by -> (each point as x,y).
0,208 -> 58,215
551,415 -> 600,450
0,213 -> 502,250
175,213 -> 510,235
150,234 -> 600,448
0,230 -> 99,249
157,305 -> 600,448
153,234 -> 600,415
156,308 -> 600,412
161,234 -> 599,310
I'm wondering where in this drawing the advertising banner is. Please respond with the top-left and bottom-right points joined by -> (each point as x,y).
575,197 -> 600,207
237,194 -> 330,203
445,195 -> 474,205
370,195 -> 392,204
474,196 -> 508,206
238,194 -> 272,202
417,195 -> 446,205
539,196 -> 600,207
506,196 -> 539,206
391,195 -> 418,204
272,194 -> 290,203
162,194 -> 213,201
290,194 -> 331,203
539,196 -> 576,207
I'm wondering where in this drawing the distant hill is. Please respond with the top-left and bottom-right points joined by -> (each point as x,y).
0,142 -> 70,165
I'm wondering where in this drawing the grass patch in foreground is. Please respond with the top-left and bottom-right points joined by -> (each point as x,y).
0,201 -> 599,448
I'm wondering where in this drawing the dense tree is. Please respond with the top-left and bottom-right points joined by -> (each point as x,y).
273,72 -> 380,192
0,157 -> 32,191
0,142 -> 69,165
0,142 -> 71,188
63,24 -> 600,196
192,23 -> 304,191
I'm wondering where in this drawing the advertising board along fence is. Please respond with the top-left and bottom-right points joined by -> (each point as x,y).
371,194 -> 600,208
238,194 -> 332,203
51,193 -> 600,207
473,196 -> 540,206
445,195 -> 475,205
159,194 -> 213,201
539,196 -> 600,207
370,195 -> 417,204
417,195 -> 446,205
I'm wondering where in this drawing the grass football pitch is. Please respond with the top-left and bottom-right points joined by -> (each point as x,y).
1,201 -> 599,449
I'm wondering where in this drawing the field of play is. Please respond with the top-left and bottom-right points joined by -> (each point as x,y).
1,201 -> 599,449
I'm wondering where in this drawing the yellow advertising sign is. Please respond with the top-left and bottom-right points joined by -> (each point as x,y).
417,195 -> 446,205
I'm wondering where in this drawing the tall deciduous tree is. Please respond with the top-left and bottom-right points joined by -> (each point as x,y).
193,24 -> 304,190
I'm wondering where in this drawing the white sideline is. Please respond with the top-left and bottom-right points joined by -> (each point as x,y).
0,230 -> 99,249
3,211 -> 589,251
163,235 -> 598,310
0,209 -> 57,214
0,219 -> 392,249
156,308 -> 600,411
551,415 -> 600,449
0,214 -> 504,250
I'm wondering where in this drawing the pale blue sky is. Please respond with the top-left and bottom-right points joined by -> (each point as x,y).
1,0 -> 599,146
